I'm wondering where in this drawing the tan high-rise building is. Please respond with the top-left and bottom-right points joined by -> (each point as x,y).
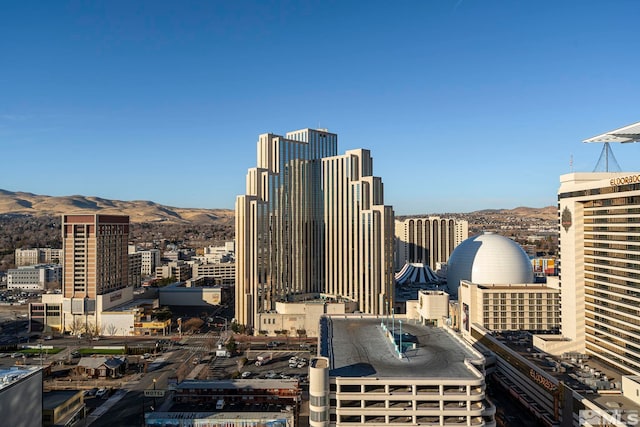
559,171 -> 640,375
394,217 -> 468,271
61,214 -> 131,330
235,129 -> 394,330
323,149 -> 395,315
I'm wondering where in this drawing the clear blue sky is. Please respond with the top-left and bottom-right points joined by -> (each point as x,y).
2,1 -> 639,215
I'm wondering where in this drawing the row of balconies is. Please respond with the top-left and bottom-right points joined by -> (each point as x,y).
334,414 -> 493,426
338,400 -> 488,411
336,384 -> 483,395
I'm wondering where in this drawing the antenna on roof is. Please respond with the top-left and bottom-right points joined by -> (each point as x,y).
593,143 -> 621,172
569,154 -> 573,172
583,121 -> 640,172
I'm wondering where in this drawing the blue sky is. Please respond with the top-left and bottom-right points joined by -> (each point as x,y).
1,1 -> 639,215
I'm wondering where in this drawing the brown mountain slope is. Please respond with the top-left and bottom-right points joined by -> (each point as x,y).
0,189 -> 233,225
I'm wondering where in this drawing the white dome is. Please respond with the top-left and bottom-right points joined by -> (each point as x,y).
447,232 -> 533,296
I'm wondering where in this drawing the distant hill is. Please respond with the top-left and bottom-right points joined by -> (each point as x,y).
471,206 -> 557,221
397,206 -> 557,222
0,189 -> 234,225
0,189 -> 556,225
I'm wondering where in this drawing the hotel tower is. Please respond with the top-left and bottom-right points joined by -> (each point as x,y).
235,129 -> 394,330
558,121 -> 640,375
61,214 -> 131,330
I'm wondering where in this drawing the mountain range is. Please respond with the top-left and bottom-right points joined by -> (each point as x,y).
0,189 -> 556,224
0,189 -> 234,225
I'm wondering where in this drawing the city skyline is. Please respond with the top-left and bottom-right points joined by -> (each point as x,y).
235,129 -> 394,329
2,1 -> 640,215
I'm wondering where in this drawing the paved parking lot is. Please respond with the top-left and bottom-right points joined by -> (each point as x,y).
241,349 -> 311,379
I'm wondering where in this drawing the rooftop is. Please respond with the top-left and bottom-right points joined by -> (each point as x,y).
320,316 -> 482,379
104,298 -> 156,312
145,411 -> 293,424
492,330 -> 640,416
0,366 -> 41,391
176,379 -> 299,391
43,390 -> 82,410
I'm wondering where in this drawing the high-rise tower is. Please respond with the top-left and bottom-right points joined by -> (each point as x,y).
61,214 -> 130,330
558,120 -> 640,375
235,129 -> 394,330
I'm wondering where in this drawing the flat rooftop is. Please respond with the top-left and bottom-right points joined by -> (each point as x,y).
320,316 -> 482,379
43,390 -> 82,410
495,330 -> 640,415
146,412 -> 293,423
104,298 -> 156,312
176,379 -> 299,391
0,366 -> 40,390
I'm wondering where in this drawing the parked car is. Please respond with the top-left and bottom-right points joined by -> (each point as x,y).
241,371 -> 252,379
85,388 -> 99,396
95,388 -> 109,398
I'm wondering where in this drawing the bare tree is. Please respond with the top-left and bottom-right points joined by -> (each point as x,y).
86,321 -> 103,338
68,316 -> 85,336
105,323 -> 118,336
182,318 -> 204,333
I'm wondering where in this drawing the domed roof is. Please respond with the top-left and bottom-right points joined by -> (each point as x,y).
446,232 -> 533,296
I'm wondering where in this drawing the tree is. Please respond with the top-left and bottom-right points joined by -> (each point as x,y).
153,307 -> 172,321
105,323 -> 118,336
226,340 -> 237,355
86,321 -> 103,338
182,317 -> 204,333
68,316 -> 85,336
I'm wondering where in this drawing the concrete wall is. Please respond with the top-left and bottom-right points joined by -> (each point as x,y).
158,287 -> 222,306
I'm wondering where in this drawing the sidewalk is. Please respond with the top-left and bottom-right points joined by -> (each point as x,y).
85,389 -> 129,426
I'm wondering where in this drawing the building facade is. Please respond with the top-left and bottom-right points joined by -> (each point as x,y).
7,264 -> 62,291
140,249 -> 161,276
129,251 -> 142,287
322,149 -> 395,315
43,214 -> 133,333
395,217 -> 468,271
459,281 -> 561,333
0,367 -> 43,427
192,261 -> 235,285
156,260 -> 192,282
559,171 -> 640,375
236,129 -> 394,330
15,248 -> 62,267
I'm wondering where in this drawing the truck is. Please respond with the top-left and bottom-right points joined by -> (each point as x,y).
255,352 -> 273,366
216,349 -> 231,358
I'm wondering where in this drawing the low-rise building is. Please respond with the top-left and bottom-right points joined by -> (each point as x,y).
43,390 -> 85,427
76,356 -> 127,378
156,261 -> 192,282
192,261 -> 235,285
7,264 -> 62,291
310,316 -> 495,426
15,248 -> 62,267
459,281 -> 561,333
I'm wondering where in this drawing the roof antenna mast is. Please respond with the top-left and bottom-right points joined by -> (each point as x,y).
583,121 -> 640,172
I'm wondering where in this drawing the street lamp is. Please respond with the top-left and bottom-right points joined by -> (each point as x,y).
385,300 -> 389,330
399,320 -> 403,358
392,308 -> 395,337
152,378 -> 157,410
